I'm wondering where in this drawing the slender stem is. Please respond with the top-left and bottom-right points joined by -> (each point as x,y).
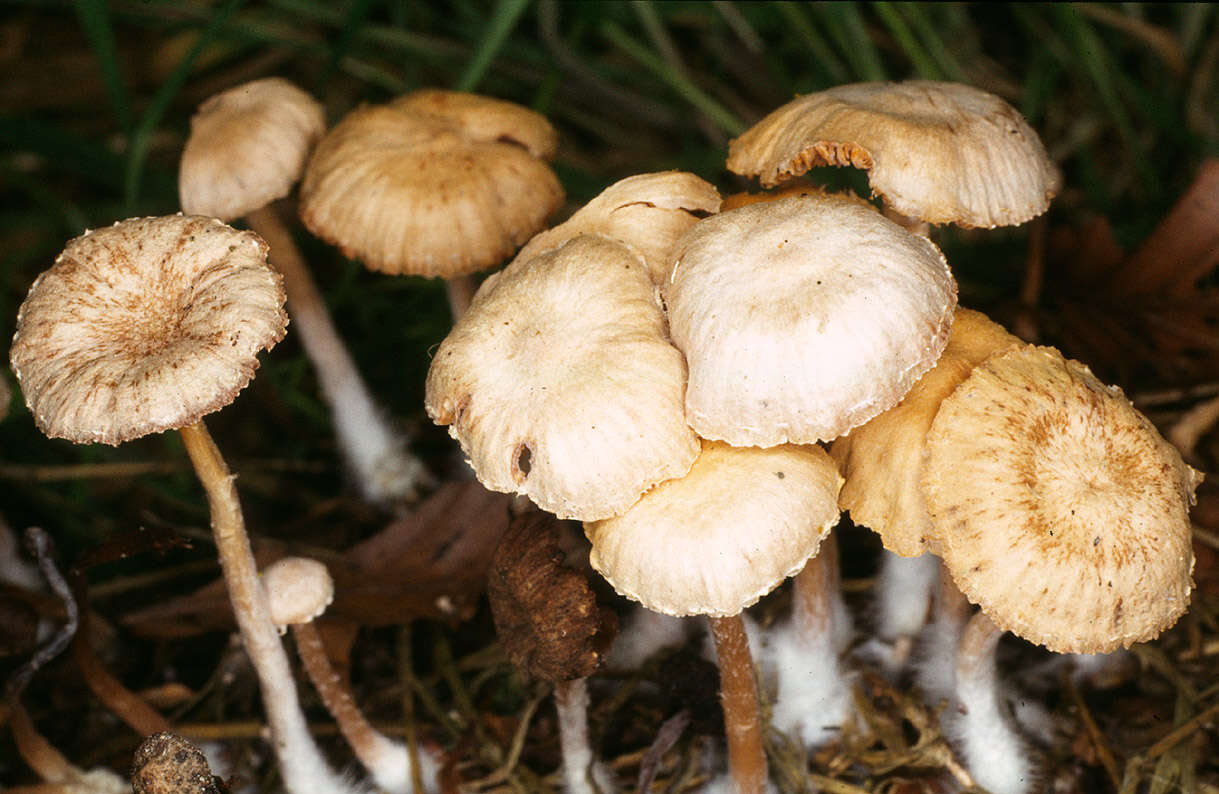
177,420 -> 349,794
72,628 -> 170,736
445,274 -> 477,321
553,678 -> 597,794
245,203 -> 430,506
707,614 -> 767,794
8,700 -> 78,784
292,621 -> 410,791
791,536 -> 838,640
956,611 -> 1003,684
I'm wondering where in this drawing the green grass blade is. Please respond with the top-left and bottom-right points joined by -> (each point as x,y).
817,2 -> 886,82
453,0 -> 532,92
773,1 -> 848,84
319,0 -> 378,89
73,0 -> 133,134
900,4 -> 968,82
599,18 -> 746,136
123,0 -> 245,213
873,2 -> 940,79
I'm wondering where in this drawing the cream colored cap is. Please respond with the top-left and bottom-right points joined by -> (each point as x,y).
299,89 -> 563,277
727,80 -> 1061,228
179,77 -> 325,221
263,557 -> 335,628
425,234 -> 700,521
830,308 -> 1022,556
585,441 -> 842,617
923,346 -> 1200,653
10,215 -> 286,445
516,171 -> 722,284
665,193 -> 957,447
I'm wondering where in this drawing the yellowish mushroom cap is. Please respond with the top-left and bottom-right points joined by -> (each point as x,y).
425,233 -> 699,521
923,345 -> 1200,653
585,441 -> 842,617
299,89 -> 564,278
830,308 -> 1022,556
179,77 -> 326,221
665,193 -> 957,447
727,80 -> 1061,228
516,171 -> 722,284
9,215 -> 286,445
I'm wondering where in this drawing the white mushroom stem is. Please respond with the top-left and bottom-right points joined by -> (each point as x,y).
874,551 -> 939,667
444,275 -> 478,321
707,614 -> 767,794
178,421 -> 353,794
291,620 -> 436,794
946,612 -> 1034,794
553,678 -> 615,794
244,204 -> 431,506
772,536 -> 853,747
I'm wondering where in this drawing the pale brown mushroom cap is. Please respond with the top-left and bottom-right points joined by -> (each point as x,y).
262,557 -> 335,628
665,193 -> 957,447
727,80 -> 1061,228
830,308 -> 1022,556
923,346 -> 1200,653
179,77 -> 325,221
516,171 -> 722,284
9,215 -> 287,445
425,233 -> 699,521
299,89 -> 564,278
585,441 -> 842,618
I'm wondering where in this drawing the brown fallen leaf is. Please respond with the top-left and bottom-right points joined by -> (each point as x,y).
122,481 -> 512,638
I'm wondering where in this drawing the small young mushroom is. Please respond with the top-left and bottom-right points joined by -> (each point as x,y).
486,510 -> 619,794
727,80 -> 1061,232
262,556 -> 439,794
299,89 -> 564,318
425,233 -> 699,521
180,77 -> 430,507
9,215 -> 352,794
585,441 -> 843,794
923,345 -> 1200,654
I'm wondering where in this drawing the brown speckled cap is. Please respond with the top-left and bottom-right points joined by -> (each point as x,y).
830,308 -> 1022,557
515,171 -> 722,284
727,80 -> 1061,228
132,732 -> 221,794
299,89 -> 564,278
179,77 -> 326,221
425,233 -> 699,521
9,215 -> 287,445
923,345 -> 1200,653
585,441 -> 842,618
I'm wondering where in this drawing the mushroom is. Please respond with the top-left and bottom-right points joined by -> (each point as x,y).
8,215 -> 352,794
726,80 -> 1061,233
180,77 -> 430,507
922,345 -> 1200,652
486,510 -> 619,794
262,556 -> 439,794
664,193 -> 957,447
585,441 -> 843,794
829,308 -> 1022,666
425,233 -> 699,521
299,89 -> 564,318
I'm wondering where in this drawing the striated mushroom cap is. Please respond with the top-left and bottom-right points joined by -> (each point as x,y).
179,77 -> 326,221
665,193 -> 957,447
425,233 -> 699,521
727,80 -> 1061,228
830,308 -> 1022,556
299,89 -> 564,278
516,171 -> 722,284
10,215 -> 286,445
262,557 -> 335,629
585,441 -> 842,618
923,346 -> 1200,654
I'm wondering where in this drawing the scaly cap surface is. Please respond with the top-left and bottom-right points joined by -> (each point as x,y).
10,215 -> 286,445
